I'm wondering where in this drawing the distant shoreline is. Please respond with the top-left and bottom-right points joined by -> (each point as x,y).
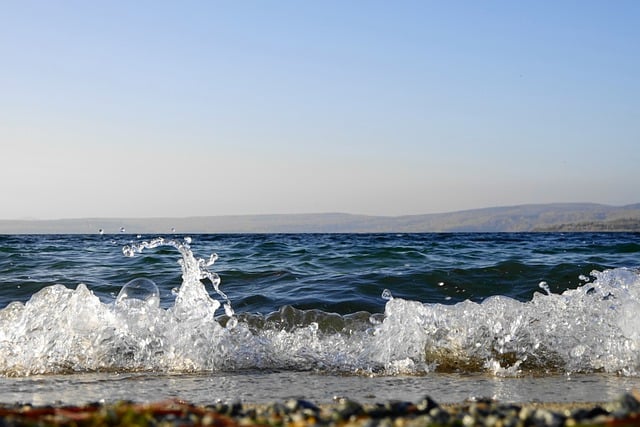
1,203 -> 639,234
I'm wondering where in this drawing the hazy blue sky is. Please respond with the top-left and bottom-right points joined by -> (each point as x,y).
2,1 -> 638,219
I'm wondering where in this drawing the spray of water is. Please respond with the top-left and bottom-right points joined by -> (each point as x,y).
122,237 -> 235,325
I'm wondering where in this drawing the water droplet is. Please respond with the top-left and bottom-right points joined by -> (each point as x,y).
538,281 -> 551,296
122,245 -> 135,257
120,227 -> 126,233
226,316 -> 238,330
116,278 -> 160,309
223,303 -> 234,317
171,227 -> 176,233
206,253 -> 218,266
570,344 -> 587,358
98,228 -> 104,235
381,289 -> 393,300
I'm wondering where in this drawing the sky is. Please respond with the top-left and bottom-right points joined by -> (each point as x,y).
1,1 -> 638,219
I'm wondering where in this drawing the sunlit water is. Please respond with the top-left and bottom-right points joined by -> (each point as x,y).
0,233 -> 639,404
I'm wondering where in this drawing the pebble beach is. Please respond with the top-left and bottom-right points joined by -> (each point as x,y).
2,393 -> 640,426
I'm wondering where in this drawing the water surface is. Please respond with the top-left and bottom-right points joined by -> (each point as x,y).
1,233 -> 639,403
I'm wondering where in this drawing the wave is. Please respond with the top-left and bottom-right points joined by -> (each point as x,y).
1,237 -> 639,377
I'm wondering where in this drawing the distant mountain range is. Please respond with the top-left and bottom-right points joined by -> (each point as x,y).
1,203 -> 640,234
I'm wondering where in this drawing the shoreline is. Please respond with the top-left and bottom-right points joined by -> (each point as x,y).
1,395 -> 639,426
2,202 -> 639,234
4,369 -> 640,409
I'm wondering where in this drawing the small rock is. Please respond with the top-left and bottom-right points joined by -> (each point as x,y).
266,402 -> 288,416
428,407 -> 451,425
526,408 -> 566,427
335,398 -> 364,420
415,396 -> 440,414
285,399 -> 320,416
618,392 -> 640,413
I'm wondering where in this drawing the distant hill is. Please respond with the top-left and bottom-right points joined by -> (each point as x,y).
532,217 -> 640,232
1,203 -> 639,234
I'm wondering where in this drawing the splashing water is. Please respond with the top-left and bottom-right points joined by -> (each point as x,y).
0,237 -> 238,376
116,278 -> 160,309
1,237 -> 640,377
122,237 -> 235,323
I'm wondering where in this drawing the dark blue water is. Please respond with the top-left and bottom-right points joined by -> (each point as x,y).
1,233 -> 638,314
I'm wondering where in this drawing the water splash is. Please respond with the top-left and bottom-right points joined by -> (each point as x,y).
116,278 -> 160,309
538,281 -> 551,296
1,237 -> 640,378
370,267 -> 640,376
122,237 -> 234,323
0,237 -> 240,376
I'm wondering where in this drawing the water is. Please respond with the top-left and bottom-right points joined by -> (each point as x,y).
1,233 -> 639,404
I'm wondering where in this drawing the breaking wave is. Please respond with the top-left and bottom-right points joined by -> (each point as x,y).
1,237 -> 640,377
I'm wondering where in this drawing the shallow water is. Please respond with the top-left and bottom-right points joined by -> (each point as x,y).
3,371 -> 640,406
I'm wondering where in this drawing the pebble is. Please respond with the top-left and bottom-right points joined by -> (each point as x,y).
1,392 -> 640,426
